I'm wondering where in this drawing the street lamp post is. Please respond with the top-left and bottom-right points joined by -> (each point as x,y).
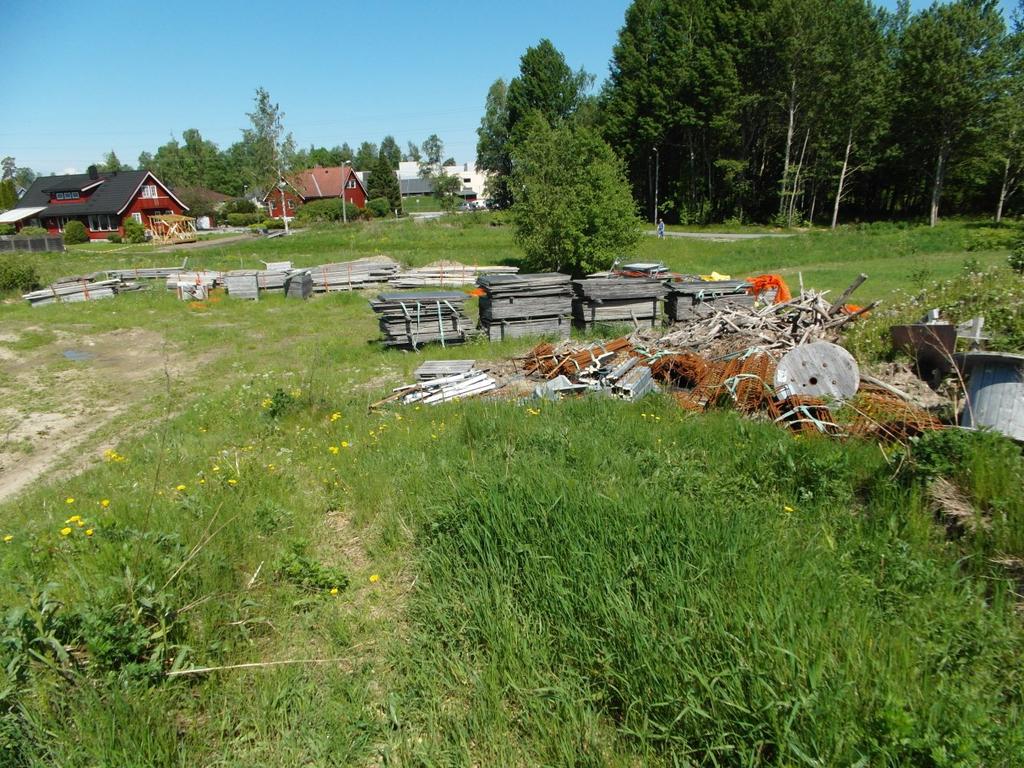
278,179 -> 289,235
652,146 -> 660,225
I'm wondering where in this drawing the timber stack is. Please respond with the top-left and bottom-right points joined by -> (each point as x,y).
572,277 -> 667,330
23,278 -> 137,307
665,279 -> 754,322
284,270 -> 313,299
370,290 -> 475,348
477,272 -> 573,341
388,261 -> 519,288
310,256 -> 400,292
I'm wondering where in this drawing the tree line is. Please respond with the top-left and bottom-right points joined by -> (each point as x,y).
479,0 -> 1024,227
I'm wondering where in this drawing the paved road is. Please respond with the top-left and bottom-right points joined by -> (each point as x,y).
647,230 -> 797,242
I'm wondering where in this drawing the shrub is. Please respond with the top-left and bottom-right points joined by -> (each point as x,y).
293,198 -> 360,223
0,224 -> 14,236
263,218 -> 285,230
122,218 -> 146,244
227,212 -> 262,227
16,226 -> 47,237
107,233 -> 122,243
0,257 -> 41,293
366,197 -> 390,218
61,221 -> 88,244
221,198 -> 258,216
965,226 -> 1019,252
1009,234 -> 1024,274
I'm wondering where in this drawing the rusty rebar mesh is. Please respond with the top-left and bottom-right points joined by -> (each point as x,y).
776,395 -> 841,435
844,391 -> 943,441
521,342 -> 557,377
667,351 -> 780,416
547,337 -> 634,379
650,353 -> 710,387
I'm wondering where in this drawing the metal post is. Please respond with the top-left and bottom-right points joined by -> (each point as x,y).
342,161 -> 349,224
653,146 -> 659,224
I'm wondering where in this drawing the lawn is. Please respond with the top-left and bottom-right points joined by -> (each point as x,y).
0,216 -> 1021,766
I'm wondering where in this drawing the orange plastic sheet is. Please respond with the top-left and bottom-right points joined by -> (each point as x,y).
746,274 -> 792,304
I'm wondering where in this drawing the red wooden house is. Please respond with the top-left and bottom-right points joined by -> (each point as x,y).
6,167 -> 188,240
263,166 -> 368,218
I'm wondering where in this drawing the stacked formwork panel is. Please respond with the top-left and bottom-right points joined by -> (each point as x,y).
477,273 -> 573,341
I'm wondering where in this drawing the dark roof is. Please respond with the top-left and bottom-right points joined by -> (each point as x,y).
20,171 -> 187,216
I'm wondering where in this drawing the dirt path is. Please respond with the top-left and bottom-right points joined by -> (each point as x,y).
156,233 -> 253,253
0,328 -> 202,504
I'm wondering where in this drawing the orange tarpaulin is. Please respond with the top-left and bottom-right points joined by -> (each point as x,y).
746,274 -> 792,304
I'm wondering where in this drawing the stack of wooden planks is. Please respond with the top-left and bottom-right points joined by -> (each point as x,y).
388,261 -> 518,288
572,277 -> 668,330
23,278 -> 136,307
285,270 -> 313,299
477,273 -> 573,341
370,291 -> 475,348
224,268 -> 293,299
107,258 -> 190,281
310,257 -> 400,292
665,280 -> 754,322
413,360 -> 477,381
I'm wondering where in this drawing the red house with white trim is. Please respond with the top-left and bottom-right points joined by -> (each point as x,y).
263,166 -> 368,219
4,167 -> 188,240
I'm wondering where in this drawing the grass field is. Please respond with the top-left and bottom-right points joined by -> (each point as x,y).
0,216 -> 1022,766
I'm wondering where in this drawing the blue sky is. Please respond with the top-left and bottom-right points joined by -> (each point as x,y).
1,0 -> 1017,176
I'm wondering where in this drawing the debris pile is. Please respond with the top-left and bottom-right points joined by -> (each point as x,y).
375,369 -> 498,407
414,360 -> 476,380
388,261 -> 519,288
370,291 -> 475,348
665,279 -> 753,322
310,257 -> 400,292
477,273 -> 573,341
23,278 -> 142,307
571,277 -> 668,330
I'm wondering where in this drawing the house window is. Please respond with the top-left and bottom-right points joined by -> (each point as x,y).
54,191 -> 80,201
53,216 -> 73,232
463,178 -> 471,183
140,184 -> 158,198
131,212 -> 143,224
346,180 -> 357,189
88,214 -> 117,231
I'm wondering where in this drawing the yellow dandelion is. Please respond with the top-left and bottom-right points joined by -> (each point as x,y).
100,499 -> 110,508
783,505 -> 795,513
3,535 -> 12,543
60,527 -> 72,536
329,587 -> 339,595
65,497 -> 75,505
329,446 -> 340,455
199,478 -> 206,485
85,529 -> 94,536
176,484 -> 187,492
227,478 -> 238,486
212,465 -> 221,472
330,412 -> 341,422
76,520 -> 85,527
369,573 -> 380,583
66,515 -> 82,523
341,441 -> 350,449
261,398 -> 272,408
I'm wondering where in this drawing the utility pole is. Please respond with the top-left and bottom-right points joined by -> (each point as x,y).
278,179 -> 289,235
341,160 -> 349,224
652,146 -> 660,224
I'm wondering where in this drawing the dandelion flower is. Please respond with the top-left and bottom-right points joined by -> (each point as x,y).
784,505 -> 795,513
65,497 -> 75,505
3,535 -> 12,543
330,412 -> 341,422
66,515 -> 82,523
329,446 -> 340,455
76,520 -> 85,527
369,574 -> 380,583
261,398 -> 272,409
100,499 -> 110,508
199,478 -> 206,485
176,484 -> 187,492
85,529 -> 94,537
341,441 -> 350,449
60,527 -> 72,536
212,465 -> 221,472
329,587 -> 339,595
227,478 -> 238,486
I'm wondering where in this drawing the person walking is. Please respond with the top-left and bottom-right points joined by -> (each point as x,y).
657,218 -> 665,239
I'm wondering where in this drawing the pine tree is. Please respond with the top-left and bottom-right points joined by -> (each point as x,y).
367,152 -> 401,213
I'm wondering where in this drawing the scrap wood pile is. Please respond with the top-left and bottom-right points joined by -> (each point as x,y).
658,274 -> 877,355
23,277 -> 146,307
370,290 -> 475,348
572,277 -> 668,330
477,273 -> 573,341
311,256 -> 400,292
388,260 -> 518,288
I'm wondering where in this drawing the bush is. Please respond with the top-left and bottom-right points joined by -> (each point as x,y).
62,220 -> 88,244
0,257 -> 41,293
366,197 -> 390,218
122,218 -> 146,244
221,198 -> 258,216
1009,234 -> 1024,275
107,233 -> 122,243
263,218 -> 285,230
227,212 -> 262,227
965,226 -> 1019,252
293,198 -> 360,224
0,224 -> 14,236
16,226 -> 47,237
